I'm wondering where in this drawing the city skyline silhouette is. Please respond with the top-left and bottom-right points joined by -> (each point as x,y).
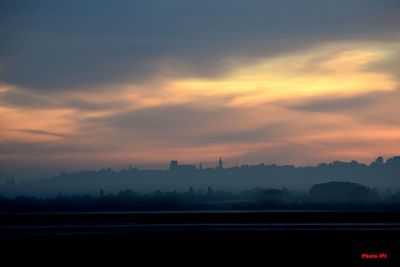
1,155 -> 399,198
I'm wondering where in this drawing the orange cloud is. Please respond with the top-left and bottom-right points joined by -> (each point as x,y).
169,41 -> 398,107
1,40 -> 399,173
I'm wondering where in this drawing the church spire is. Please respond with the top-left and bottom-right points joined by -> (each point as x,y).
218,157 -> 224,169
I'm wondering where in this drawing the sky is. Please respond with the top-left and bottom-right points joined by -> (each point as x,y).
0,0 -> 400,179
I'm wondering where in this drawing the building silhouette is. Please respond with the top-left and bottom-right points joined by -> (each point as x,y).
169,160 -> 196,171
169,160 -> 178,170
218,157 -> 224,169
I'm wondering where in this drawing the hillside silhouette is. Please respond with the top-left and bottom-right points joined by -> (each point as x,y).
3,180 -> 400,212
1,156 -> 399,198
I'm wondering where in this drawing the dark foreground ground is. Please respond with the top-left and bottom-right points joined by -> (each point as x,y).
1,211 -> 400,266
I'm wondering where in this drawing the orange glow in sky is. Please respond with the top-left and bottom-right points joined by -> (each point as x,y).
1,41 -> 399,173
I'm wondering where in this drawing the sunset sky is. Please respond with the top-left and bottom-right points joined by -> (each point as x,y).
1,0 -> 400,179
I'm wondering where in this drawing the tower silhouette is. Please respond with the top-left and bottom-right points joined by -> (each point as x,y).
218,157 -> 224,169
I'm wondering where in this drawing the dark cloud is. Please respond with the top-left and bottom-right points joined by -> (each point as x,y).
65,99 -> 123,112
87,104 -> 252,145
0,87 -> 55,108
85,103 -> 340,147
288,94 -> 376,113
1,0 -> 399,91
14,129 -> 68,138
0,86 -> 124,111
366,51 -> 400,80
286,89 -> 400,126
95,104 -> 237,132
